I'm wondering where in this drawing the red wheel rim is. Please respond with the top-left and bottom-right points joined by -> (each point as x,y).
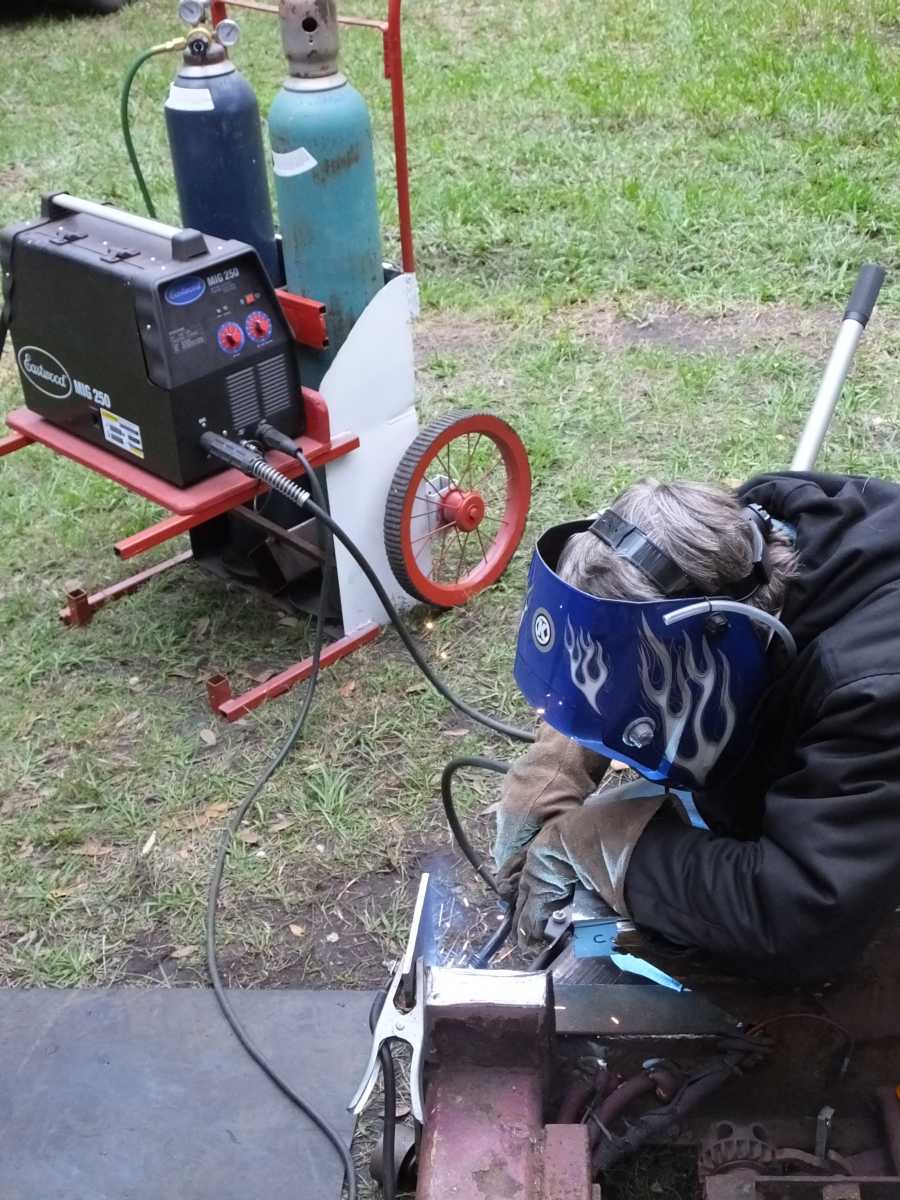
397,414 -> 531,606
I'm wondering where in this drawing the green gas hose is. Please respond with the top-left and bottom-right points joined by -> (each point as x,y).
120,38 -> 186,220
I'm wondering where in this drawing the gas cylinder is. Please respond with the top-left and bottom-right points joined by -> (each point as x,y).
268,0 -> 383,387
165,25 -> 281,284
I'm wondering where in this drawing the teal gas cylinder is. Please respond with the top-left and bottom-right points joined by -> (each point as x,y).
269,0 -> 383,388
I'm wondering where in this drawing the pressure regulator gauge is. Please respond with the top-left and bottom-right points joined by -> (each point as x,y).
177,0 -> 205,26
215,19 -> 241,47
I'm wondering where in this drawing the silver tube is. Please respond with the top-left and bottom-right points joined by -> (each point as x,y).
50,194 -> 183,241
663,599 -> 797,659
790,318 -> 865,472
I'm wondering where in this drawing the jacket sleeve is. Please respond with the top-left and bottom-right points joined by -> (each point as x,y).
624,673 -> 900,983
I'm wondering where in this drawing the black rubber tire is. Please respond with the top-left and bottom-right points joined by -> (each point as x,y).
385,412 -> 470,605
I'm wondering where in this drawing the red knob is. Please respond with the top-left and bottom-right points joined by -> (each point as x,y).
245,310 -> 273,343
217,321 -> 245,355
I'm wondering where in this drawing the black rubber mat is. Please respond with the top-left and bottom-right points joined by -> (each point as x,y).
0,987 -> 375,1200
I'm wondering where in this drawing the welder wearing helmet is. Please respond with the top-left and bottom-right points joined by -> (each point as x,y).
499,472 -> 900,983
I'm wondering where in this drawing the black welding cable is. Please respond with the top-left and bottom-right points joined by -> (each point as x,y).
252,423 -> 534,746
368,992 -> 397,1200
281,450 -> 517,978
304,495 -> 533,744
439,757 -> 525,968
440,756 -> 509,896
205,454 -> 358,1199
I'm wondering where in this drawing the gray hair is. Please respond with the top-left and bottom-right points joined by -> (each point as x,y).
557,479 -> 797,614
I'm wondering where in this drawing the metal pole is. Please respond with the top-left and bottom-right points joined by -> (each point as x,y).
791,263 -> 885,471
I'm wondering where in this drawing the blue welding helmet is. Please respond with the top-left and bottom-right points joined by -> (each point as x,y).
513,516 -> 774,790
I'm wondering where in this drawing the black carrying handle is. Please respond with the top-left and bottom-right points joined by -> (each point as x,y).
844,262 -> 886,327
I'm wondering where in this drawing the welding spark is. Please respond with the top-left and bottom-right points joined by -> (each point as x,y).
564,617 -> 609,713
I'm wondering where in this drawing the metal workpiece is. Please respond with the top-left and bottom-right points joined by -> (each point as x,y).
553,983 -> 735,1037
279,0 -> 340,78
416,966 -> 575,1199
426,965 -> 554,1061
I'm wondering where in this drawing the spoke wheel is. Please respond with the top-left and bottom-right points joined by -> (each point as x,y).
385,410 -> 531,607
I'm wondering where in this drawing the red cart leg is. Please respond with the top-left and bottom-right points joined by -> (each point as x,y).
209,622 -> 381,720
60,550 -> 194,626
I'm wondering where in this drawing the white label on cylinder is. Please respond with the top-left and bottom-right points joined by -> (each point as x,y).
165,85 -> 215,112
272,146 -> 319,177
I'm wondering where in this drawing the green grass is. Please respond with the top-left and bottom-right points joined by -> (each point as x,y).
5,3 -> 900,1193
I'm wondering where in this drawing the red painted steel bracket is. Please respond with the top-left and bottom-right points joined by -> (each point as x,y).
207,622 -> 382,721
276,289 -> 329,349
60,551 -> 194,627
0,429 -> 33,457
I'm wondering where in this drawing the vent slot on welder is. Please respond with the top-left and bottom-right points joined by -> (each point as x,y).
258,354 -> 292,417
226,353 -> 293,433
226,365 -> 260,429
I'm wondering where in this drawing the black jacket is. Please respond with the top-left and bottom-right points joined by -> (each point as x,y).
625,471 -> 900,984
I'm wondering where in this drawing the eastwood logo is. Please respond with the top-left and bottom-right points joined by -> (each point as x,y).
17,346 -> 72,400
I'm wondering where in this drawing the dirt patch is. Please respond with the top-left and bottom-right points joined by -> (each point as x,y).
178,846 -> 506,992
565,300 -> 838,356
121,928 -> 204,986
416,298 -> 900,365
0,163 -> 28,191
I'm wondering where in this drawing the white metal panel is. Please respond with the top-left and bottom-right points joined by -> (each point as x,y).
319,272 -> 418,436
326,405 -> 419,632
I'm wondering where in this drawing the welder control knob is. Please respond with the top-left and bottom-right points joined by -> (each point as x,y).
217,320 -> 245,355
245,310 -> 273,344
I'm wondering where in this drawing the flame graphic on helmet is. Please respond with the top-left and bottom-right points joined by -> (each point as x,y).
564,617 -> 609,713
638,617 -> 736,783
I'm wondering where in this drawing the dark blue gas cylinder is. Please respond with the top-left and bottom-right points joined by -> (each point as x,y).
165,45 -> 281,285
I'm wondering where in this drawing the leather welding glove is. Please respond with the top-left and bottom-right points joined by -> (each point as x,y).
512,784 -> 668,948
492,723 -> 609,886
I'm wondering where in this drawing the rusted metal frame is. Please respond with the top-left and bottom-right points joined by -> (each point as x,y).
211,0 -> 415,273
0,429 -> 32,457
59,550 -> 193,627
229,502 -> 326,562
207,620 -> 380,720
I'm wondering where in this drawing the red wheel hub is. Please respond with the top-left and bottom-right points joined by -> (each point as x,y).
440,488 -> 486,533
